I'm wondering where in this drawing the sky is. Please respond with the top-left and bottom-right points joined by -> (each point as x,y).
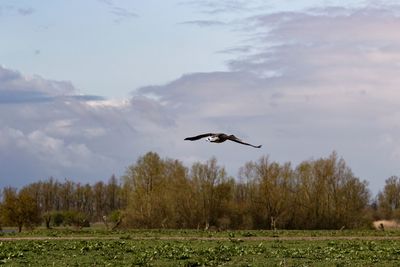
1,0 -> 400,194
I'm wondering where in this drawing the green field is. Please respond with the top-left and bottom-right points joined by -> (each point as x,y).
1,229 -> 400,266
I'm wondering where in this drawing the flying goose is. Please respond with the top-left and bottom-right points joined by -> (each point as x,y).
184,133 -> 262,148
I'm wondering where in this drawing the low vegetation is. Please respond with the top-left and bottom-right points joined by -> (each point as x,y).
2,152 -> 400,265
1,229 -> 400,266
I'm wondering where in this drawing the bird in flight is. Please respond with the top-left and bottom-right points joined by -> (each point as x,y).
184,133 -> 262,148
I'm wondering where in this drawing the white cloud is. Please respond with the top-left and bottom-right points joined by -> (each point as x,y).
2,4 -> 400,194
0,66 -> 170,187
137,5 -> 400,192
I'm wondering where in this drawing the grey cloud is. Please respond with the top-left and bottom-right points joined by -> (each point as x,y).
3,5 -> 400,194
0,5 -> 34,16
97,0 -> 137,23
136,6 -> 400,193
110,6 -> 137,20
0,92 -> 104,104
0,65 -> 176,188
182,0 -> 268,15
0,66 -> 75,96
179,20 -> 226,27
18,7 -> 34,16
69,95 -> 105,101
253,8 -> 400,45
0,66 -> 106,104
97,0 -> 113,5
217,45 -> 253,55
137,71 -> 271,117
0,90 -> 52,104
130,96 -> 176,127
0,66 -> 21,81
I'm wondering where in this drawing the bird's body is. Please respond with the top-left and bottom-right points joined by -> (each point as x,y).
184,132 -> 261,148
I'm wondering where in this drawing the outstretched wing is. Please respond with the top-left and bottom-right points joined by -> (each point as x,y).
227,135 -> 262,148
184,133 -> 214,141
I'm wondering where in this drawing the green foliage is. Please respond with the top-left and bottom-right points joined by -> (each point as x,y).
106,209 -> 124,230
51,211 -> 65,227
62,210 -> 90,228
109,210 -> 123,223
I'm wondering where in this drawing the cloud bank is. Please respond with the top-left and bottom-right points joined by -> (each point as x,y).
140,5 -> 400,192
0,66 -> 172,187
2,5 -> 400,193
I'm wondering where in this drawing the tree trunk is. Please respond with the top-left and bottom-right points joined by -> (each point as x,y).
45,215 -> 52,229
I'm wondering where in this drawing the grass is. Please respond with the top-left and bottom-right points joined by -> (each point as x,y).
3,226 -> 400,238
1,228 -> 400,266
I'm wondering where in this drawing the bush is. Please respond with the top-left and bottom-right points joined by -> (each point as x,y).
62,210 -> 90,228
51,211 -> 65,227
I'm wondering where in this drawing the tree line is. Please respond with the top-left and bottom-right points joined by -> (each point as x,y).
0,151 -> 399,231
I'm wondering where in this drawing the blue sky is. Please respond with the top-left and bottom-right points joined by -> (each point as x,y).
0,0 -> 237,98
1,0 -> 400,194
0,0 -> 367,98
